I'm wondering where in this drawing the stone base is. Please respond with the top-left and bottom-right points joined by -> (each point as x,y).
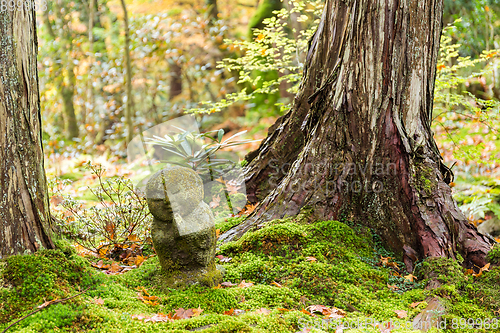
162,266 -> 223,288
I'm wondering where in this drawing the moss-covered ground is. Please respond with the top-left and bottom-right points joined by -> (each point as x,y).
1,216 -> 499,332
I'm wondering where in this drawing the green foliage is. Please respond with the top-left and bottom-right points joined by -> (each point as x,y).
145,128 -> 256,173
0,249 -> 94,324
434,22 -> 500,131
215,216 -> 246,233
487,243 -> 500,264
443,0 -> 500,56
188,0 -> 323,115
54,162 -> 152,258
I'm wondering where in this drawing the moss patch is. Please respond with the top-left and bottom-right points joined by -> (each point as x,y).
2,220 -> 500,332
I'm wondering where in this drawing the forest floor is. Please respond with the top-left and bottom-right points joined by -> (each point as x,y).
1,119 -> 500,332
1,209 -> 500,333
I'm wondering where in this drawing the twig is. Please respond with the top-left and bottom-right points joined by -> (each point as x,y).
1,287 -> 91,333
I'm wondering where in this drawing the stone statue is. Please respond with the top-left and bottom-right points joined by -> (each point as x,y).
146,166 -> 221,286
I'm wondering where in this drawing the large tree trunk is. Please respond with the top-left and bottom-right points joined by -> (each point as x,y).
222,0 -> 495,271
0,5 -> 55,257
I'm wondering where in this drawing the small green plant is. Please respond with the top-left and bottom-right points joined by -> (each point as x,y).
146,127 -> 258,215
187,0 -> 324,115
55,162 -> 152,259
145,127 -> 257,174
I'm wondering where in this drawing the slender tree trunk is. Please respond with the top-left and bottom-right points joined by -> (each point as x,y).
61,66 -> 79,140
120,0 -> 134,144
223,0 -> 495,270
206,0 -> 218,21
0,5 -> 55,257
85,0 -> 96,126
169,63 -> 183,100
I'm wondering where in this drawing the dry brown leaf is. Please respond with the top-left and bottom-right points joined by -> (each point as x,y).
404,274 -> 417,282
133,255 -> 145,267
473,263 -> 491,277
210,195 -> 221,208
409,301 -> 424,308
255,308 -> 272,315
394,310 -> 407,318
238,280 -> 254,288
93,297 -> 104,305
103,261 -> 122,274
305,256 -> 317,262
221,281 -> 237,287
192,306 -> 203,317
308,304 -> 330,315
132,313 -> 172,323
380,256 -> 392,266
50,195 -> 64,206
300,308 -> 314,316
172,308 -> 194,320
224,308 -> 235,316
270,281 -> 282,288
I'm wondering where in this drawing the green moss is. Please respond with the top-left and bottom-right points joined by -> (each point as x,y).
3,218 -> 498,333
487,243 -> 500,264
416,257 -> 466,286
215,216 -> 246,234
0,249 -> 94,324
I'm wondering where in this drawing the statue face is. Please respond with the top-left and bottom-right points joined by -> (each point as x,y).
162,167 -> 204,217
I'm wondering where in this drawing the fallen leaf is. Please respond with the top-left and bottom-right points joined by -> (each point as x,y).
134,255 -> 145,267
307,305 -> 346,319
224,308 -> 235,316
305,256 -> 317,262
255,308 -> 271,315
380,256 -> 392,266
404,274 -> 417,282
473,263 -> 491,277
394,310 -> 407,318
172,308 -> 194,320
210,195 -> 221,208
132,313 -> 172,323
105,261 -> 122,274
271,281 -> 282,288
300,308 -> 314,316
387,284 -> 399,291
93,297 -> 104,305
238,280 -> 254,288
221,281 -> 237,287
192,306 -> 203,317
409,301 -> 424,308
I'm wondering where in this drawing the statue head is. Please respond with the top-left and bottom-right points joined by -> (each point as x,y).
146,165 -> 204,221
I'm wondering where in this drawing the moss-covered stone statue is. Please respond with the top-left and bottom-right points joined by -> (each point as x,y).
146,166 -> 221,287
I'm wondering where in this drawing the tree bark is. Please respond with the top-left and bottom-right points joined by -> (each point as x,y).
0,5 -> 55,257
169,63 -> 183,100
61,66 -> 80,140
223,0 -> 495,271
206,0 -> 218,21
120,0 -> 134,144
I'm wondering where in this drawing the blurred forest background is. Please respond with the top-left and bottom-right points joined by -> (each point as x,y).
41,0 -> 500,256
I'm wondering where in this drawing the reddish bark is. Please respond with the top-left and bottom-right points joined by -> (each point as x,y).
224,0 -> 495,270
